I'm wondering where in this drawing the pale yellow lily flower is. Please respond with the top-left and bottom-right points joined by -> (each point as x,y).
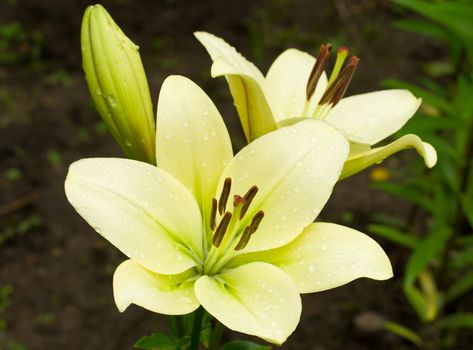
65,75 -> 392,344
194,32 -> 437,179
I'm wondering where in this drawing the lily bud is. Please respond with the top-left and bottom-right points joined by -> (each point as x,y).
81,5 -> 155,164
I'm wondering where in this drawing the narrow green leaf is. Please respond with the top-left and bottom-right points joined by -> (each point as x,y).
438,313 -> 473,330
461,194 -> 473,228
220,341 -> 272,350
134,333 -> 180,350
404,226 -> 451,287
450,246 -> 473,270
368,224 -> 418,249
445,271 -> 473,302
394,19 -> 450,42
394,0 -> 473,42
404,285 -> 428,322
383,320 -> 423,346
371,182 -> 435,213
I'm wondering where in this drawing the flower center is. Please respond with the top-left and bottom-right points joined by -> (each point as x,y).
203,177 -> 264,274
304,43 -> 359,119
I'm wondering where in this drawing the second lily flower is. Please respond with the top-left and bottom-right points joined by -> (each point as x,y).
195,32 -> 437,178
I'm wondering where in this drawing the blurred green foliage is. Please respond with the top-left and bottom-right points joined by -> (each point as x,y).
369,0 -> 473,348
0,21 -> 44,70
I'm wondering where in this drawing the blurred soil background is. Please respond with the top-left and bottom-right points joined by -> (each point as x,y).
0,0 -> 458,349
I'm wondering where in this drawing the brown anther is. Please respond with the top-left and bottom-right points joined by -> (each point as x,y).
319,55 -> 359,106
240,185 -> 258,219
212,211 -> 232,247
233,195 -> 246,207
209,198 -> 217,230
234,226 -> 252,251
218,177 -> 232,215
249,210 -> 265,233
306,43 -> 332,100
234,210 -> 265,251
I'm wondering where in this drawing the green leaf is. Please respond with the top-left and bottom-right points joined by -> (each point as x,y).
401,115 -> 462,133
200,312 -> 213,347
368,224 -> 418,249
394,19 -> 451,42
461,194 -> 473,228
383,320 -> 423,346
450,246 -> 473,270
134,333 -> 183,350
371,182 -> 435,213
445,271 -> 473,303
394,0 -> 473,42
404,226 -> 451,287
220,341 -> 272,350
404,285 -> 428,322
438,313 -> 473,330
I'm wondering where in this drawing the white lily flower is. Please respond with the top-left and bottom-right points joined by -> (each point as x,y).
194,32 -> 437,179
65,75 -> 392,344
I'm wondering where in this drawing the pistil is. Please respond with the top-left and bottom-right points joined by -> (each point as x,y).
204,181 -> 265,274
327,47 -> 350,87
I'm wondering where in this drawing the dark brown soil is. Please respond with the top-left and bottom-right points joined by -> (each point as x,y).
0,0 -> 461,349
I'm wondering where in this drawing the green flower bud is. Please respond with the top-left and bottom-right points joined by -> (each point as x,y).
81,5 -> 155,164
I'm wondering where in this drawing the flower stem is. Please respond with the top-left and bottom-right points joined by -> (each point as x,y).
208,320 -> 224,350
190,307 -> 205,350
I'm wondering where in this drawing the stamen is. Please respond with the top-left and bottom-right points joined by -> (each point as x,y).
306,43 -> 332,100
212,211 -> 232,247
234,210 -> 265,251
209,198 -> 217,230
318,55 -> 359,107
240,185 -> 258,219
234,226 -> 252,251
218,177 -> 232,215
327,46 -> 349,87
249,210 -> 265,232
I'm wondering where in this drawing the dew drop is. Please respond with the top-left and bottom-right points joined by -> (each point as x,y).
107,95 -> 117,108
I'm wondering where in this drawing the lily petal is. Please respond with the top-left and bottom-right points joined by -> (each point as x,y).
230,223 -> 393,293
325,89 -> 421,145
194,31 -> 277,141
114,259 -> 199,315
218,119 -> 349,252
194,262 -> 301,345
341,134 -> 438,179
156,75 -> 233,220
266,48 -> 327,121
65,158 -> 203,274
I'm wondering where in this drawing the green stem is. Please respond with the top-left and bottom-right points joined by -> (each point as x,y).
208,320 -> 224,350
190,307 -> 205,350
